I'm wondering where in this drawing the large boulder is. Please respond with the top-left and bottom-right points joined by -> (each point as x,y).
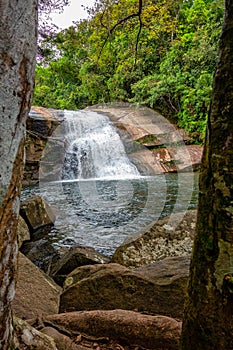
20,238 -> 61,274
20,195 -> 56,235
45,310 -> 182,350
40,327 -> 82,350
59,257 -> 189,319
14,317 -> 58,350
13,252 -> 61,319
111,210 -> 197,268
17,215 -> 30,248
23,106 -> 61,185
51,245 -> 110,286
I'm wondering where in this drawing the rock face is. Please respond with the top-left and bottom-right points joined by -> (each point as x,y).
51,245 -> 110,286
20,195 -> 56,234
13,252 -> 61,319
89,103 -> 203,174
111,210 -> 197,268
45,310 -> 182,350
59,257 -> 189,319
24,104 -> 202,187
23,106 -> 61,185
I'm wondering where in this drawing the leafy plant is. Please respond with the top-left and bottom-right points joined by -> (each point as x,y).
33,0 -> 224,140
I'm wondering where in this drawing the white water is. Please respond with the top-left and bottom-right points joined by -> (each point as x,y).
61,110 -> 140,180
35,109 -> 197,256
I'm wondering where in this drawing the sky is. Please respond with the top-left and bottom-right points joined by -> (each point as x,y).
52,0 -> 95,29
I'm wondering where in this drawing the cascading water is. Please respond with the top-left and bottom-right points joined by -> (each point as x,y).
30,109 -> 197,256
36,109 -> 163,255
61,110 -> 140,180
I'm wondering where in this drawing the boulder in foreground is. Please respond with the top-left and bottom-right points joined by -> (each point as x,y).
111,210 -> 197,268
60,257 -> 189,319
45,309 -> 182,350
20,195 -> 56,234
14,317 -> 58,350
13,252 -> 61,320
17,215 -> 30,248
51,245 -> 110,286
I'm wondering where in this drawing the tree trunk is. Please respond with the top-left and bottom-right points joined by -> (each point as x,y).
181,1 -> 233,349
0,1 -> 37,348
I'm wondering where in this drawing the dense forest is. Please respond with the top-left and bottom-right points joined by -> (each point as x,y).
34,0 -> 224,141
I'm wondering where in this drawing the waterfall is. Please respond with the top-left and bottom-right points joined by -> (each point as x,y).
61,110 -> 140,180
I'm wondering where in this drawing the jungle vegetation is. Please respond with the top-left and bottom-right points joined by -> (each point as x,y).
34,0 -> 224,141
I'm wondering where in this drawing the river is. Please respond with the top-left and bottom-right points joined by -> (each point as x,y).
21,110 -> 198,256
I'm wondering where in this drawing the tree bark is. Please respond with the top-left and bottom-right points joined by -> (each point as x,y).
0,1 -> 37,348
181,1 -> 233,349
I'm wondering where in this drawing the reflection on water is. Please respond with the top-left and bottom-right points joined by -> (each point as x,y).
21,172 -> 198,256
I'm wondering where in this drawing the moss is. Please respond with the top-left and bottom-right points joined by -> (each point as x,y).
136,134 -> 159,145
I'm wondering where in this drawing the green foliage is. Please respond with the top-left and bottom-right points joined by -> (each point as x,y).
33,0 -> 224,140
131,0 -> 224,139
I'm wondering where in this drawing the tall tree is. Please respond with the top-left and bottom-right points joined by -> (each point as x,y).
181,1 -> 233,348
0,0 -> 37,348
37,0 -> 70,59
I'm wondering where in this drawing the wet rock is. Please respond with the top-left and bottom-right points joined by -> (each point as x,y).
14,317 -> 58,350
89,103 -> 203,173
45,309 -> 182,350
17,215 -> 30,248
152,145 -> 202,173
51,245 -> 110,286
20,195 -> 56,234
13,252 -> 61,320
27,107 -> 60,138
20,238 -> 61,274
23,106 -> 61,185
59,257 -> 189,319
111,210 -> 197,268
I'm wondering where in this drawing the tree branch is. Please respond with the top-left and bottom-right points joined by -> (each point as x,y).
98,0 -> 143,63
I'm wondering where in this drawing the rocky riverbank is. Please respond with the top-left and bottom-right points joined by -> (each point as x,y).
17,104 -> 201,348
23,103 -> 203,185
15,194 -> 197,349
88,103 -> 203,174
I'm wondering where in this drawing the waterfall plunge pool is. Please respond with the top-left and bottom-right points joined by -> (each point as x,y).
22,110 -> 198,256
22,173 -> 198,256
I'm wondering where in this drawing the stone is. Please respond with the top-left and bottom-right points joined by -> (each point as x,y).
152,145 -> 202,172
14,317 -> 58,350
89,103 -> 203,174
45,309 -> 182,350
20,238 -> 61,274
111,210 -> 197,268
51,245 -> 110,286
17,215 -> 30,248
41,327 -> 83,350
13,252 -> 61,320
23,107 -> 61,185
20,195 -> 56,234
27,107 -> 60,138
59,257 -> 189,319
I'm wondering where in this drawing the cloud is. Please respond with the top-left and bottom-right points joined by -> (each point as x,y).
51,0 -> 95,29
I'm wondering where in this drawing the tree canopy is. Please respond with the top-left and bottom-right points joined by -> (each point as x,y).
34,0 -> 224,140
